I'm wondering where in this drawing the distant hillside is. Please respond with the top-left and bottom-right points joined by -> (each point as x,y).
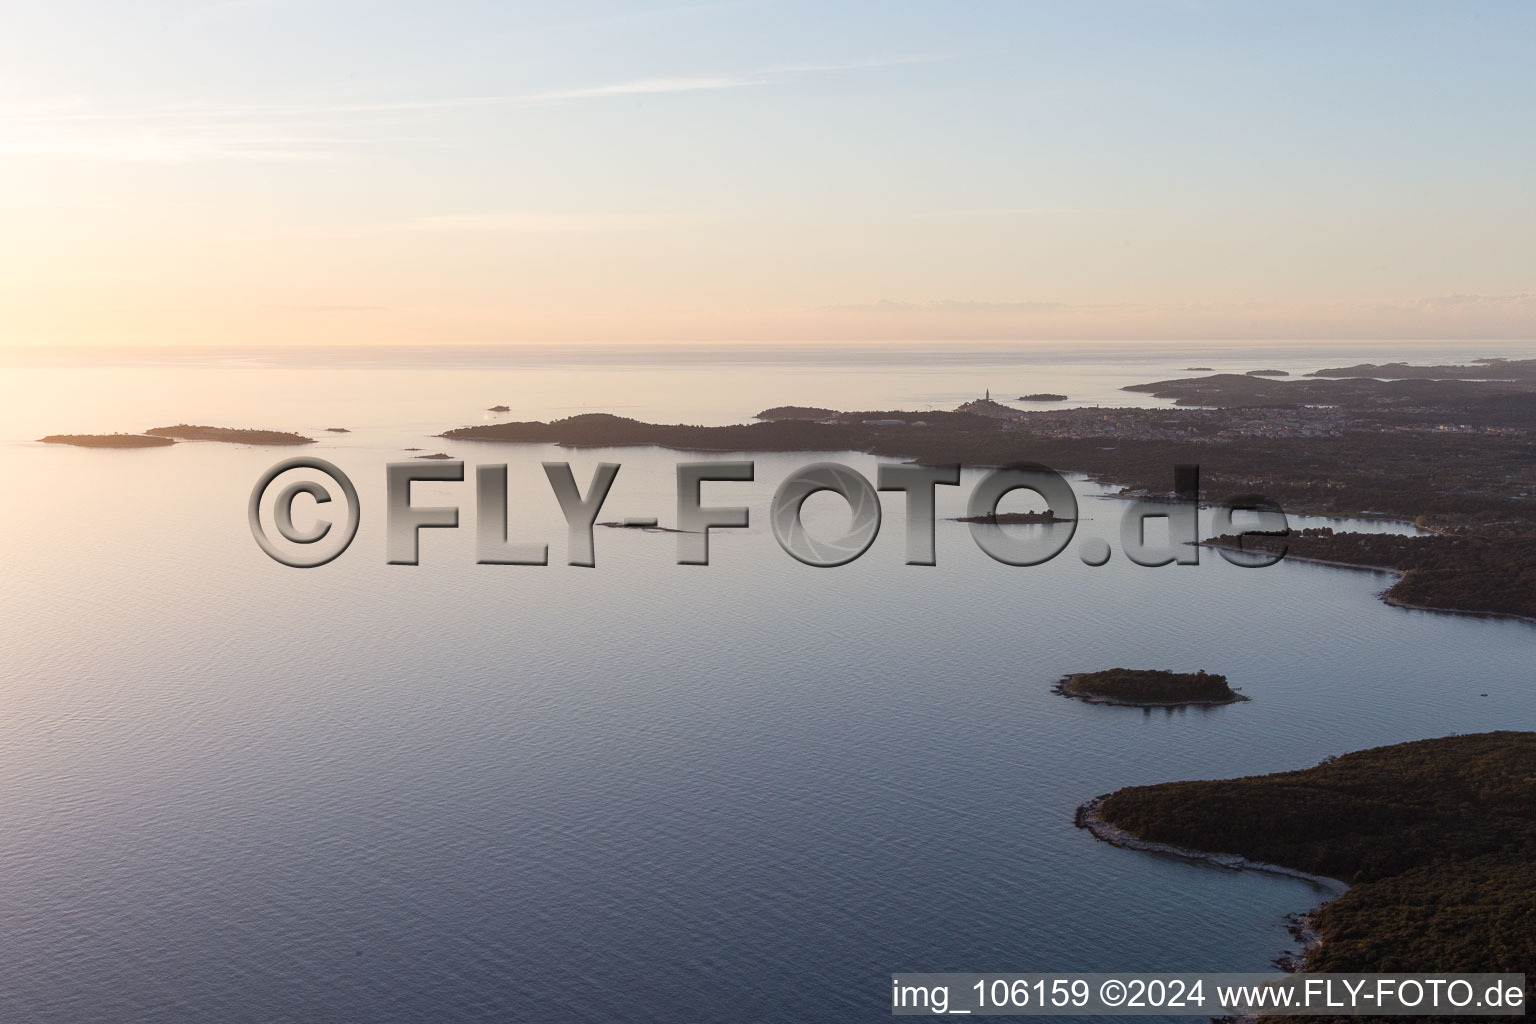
1123,373 -> 1536,424
1307,358 -> 1536,380
441,411 -> 986,450
755,406 -> 839,421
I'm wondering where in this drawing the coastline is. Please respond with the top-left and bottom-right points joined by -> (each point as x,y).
1076,794 -> 1345,977
1077,734 -> 1536,997
1197,540 -> 1401,575
1074,796 -> 1350,895
1096,491 -> 1421,526
1202,541 -> 1536,626
1380,593 -> 1536,627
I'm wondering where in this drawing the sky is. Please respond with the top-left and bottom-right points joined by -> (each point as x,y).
1,0 -> 1533,345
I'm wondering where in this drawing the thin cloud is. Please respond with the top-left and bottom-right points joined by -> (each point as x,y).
824,299 -> 1071,315
3,54 -> 950,125
518,1 -> 758,36
270,304 -> 386,312
409,213 -> 665,233
0,55 -> 945,162
191,0 -> 293,16
755,54 -> 951,75
942,206 -> 1092,217
0,133 -> 336,162
195,1 -> 755,30
1409,293 -> 1535,310
528,76 -> 760,101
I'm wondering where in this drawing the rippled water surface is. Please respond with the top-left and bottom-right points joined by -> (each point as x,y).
0,344 -> 1531,1022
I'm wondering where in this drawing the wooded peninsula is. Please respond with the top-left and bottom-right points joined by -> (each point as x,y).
1089,731 -> 1535,1021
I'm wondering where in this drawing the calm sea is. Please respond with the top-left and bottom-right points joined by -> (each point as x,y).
0,342 -> 1531,1022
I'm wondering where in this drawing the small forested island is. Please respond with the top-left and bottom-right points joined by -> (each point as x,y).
1016,393 -> 1068,402
145,425 -> 314,445
487,405 -> 510,412
1054,668 -> 1245,706
1183,366 -> 1213,371
416,452 -> 455,459
1246,368 -> 1288,376
324,427 -> 350,433
755,405 -> 839,421
39,433 -> 176,448
1083,732 -> 1536,988
953,509 -> 1073,524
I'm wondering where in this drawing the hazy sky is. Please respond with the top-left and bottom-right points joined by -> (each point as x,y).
2,0 -> 1533,345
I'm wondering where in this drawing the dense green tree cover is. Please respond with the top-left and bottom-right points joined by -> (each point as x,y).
1098,733 -> 1536,1020
1214,527 -> 1536,621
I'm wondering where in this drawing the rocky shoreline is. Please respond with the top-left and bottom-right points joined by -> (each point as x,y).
1075,795 -> 1345,980
1381,593 -> 1536,626
1074,796 -> 1349,893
